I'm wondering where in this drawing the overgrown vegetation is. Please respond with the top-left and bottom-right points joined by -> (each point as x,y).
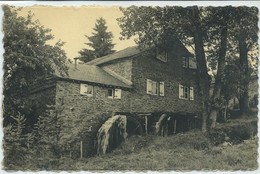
4,116 -> 257,170
52,117 -> 257,170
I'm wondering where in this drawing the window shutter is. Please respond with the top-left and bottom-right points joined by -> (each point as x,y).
182,57 -> 187,68
114,89 -> 122,99
86,86 -> 93,95
80,84 -> 88,95
146,79 -> 153,94
159,82 -> 165,96
190,87 -> 194,100
179,84 -> 184,99
189,57 -> 197,69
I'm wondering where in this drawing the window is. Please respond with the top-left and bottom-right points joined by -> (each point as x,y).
108,88 -> 122,99
182,57 -> 189,68
156,48 -> 168,62
147,79 -> 164,96
108,89 -> 114,98
179,84 -> 194,100
80,84 -> 93,96
183,57 -> 197,69
189,57 -> 197,69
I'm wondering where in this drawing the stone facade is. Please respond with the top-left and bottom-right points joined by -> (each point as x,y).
54,80 -> 132,157
102,58 -> 133,81
128,49 -> 202,114
99,46 -> 203,114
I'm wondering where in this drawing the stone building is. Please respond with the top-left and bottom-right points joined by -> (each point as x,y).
29,40 -> 206,157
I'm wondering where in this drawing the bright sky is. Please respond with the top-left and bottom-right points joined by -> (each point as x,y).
19,6 -> 136,60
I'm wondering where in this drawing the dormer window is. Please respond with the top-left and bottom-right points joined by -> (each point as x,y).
156,48 -> 168,62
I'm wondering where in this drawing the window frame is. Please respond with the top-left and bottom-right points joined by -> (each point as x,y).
179,84 -> 194,100
80,83 -> 94,96
108,88 -> 122,99
156,48 -> 168,62
147,79 -> 165,96
182,57 -> 189,68
108,88 -> 114,99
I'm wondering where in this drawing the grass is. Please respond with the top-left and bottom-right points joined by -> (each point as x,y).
56,130 -> 258,171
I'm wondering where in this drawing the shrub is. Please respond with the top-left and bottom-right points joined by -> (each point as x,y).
208,130 -> 226,146
3,113 -> 30,170
229,124 -> 255,143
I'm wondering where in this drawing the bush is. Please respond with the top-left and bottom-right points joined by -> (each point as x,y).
208,130 -> 226,146
229,124 -> 255,143
208,117 -> 257,145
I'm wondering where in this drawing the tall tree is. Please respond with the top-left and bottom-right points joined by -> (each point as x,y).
3,6 -> 68,126
78,17 -> 115,62
233,7 -> 258,115
206,7 -> 232,128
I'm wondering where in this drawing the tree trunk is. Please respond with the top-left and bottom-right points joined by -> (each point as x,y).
223,102 -> 228,122
209,24 -> 228,128
191,7 -> 210,132
239,90 -> 249,114
238,35 -> 249,115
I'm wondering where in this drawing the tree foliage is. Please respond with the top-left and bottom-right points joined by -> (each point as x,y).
78,17 -> 115,62
3,112 -> 29,169
3,6 -> 68,125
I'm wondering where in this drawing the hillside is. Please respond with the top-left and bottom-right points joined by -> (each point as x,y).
54,117 -> 258,171
6,116 -> 257,171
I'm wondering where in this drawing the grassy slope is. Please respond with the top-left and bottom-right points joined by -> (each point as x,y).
57,118 -> 258,171
60,136 -> 258,171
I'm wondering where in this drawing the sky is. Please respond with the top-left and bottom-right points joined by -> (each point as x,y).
19,6 -> 136,60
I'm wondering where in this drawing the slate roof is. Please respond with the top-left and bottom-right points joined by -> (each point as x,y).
87,40 -> 193,66
55,63 -> 132,88
86,46 -> 142,65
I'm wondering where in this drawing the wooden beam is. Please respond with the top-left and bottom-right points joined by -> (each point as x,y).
138,113 -> 152,116
80,140 -> 83,159
174,120 -> 177,134
145,115 -> 148,135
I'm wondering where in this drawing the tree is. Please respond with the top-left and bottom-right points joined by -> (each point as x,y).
2,6 -> 68,126
205,7 -> 232,128
3,112 -> 28,169
78,17 -> 115,62
233,7 -> 258,115
32,105 -> 64,159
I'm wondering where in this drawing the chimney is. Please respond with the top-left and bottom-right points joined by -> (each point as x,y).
74,57 -> 79,69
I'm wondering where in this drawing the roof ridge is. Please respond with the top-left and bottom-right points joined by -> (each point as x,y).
86,46 -> 140,66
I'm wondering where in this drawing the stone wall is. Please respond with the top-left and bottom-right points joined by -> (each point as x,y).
54,80 -> 132,157
99,47 -> 203,114
101,58 -> 133,81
